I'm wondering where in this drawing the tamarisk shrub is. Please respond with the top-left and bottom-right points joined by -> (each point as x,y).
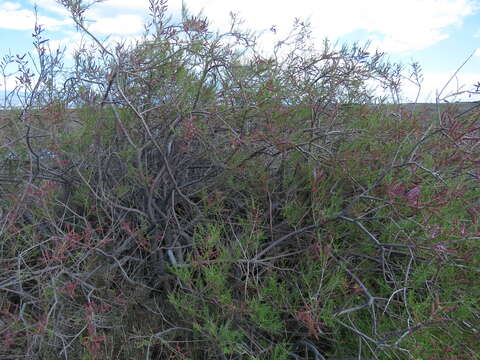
0,1 -> 478,359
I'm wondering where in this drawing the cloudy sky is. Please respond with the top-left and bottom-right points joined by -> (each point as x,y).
1,0 -> 479,102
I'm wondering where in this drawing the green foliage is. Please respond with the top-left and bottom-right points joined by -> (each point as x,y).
248,297 -> 284,333
271,343 -> 291,360
207,319 -> 244,355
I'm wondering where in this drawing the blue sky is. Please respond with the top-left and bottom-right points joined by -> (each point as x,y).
1,0 -> 479,102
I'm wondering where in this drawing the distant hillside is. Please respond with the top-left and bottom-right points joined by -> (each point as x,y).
354,101 -> 480,123
386,101 -> 479,116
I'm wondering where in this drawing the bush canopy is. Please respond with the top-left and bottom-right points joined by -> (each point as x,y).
0,1 -> 479,359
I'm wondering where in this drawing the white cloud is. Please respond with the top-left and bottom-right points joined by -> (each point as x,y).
0,2 -> 69,30
360,0 -> 476,53
2,2 -> 21,11
20,0 -> 476,55
28,0 -> 71,17
27,0 -> 155,17
180,0 -> 477,54
0,74 -> 18,93
47,32 -> 84,57
95,0 -> 151,10
89,14 -> 145,35
28,1 -> 153,36
0,6 -> 34,30
475,48 -> 480,56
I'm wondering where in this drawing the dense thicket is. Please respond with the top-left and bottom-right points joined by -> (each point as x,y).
0,1 -> 478,359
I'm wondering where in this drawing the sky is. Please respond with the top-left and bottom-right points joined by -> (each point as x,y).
1,0 -> 479,103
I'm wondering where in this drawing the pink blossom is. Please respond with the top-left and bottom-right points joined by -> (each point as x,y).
430,226 -> 442,239
433,244 -> 456,254
406,185 -> 421,206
